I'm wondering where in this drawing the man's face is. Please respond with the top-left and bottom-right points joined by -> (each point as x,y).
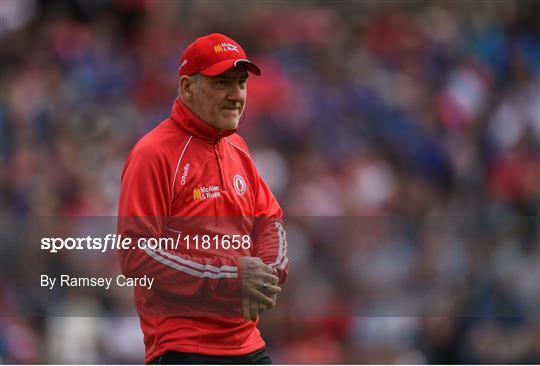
190,68 -> 248,131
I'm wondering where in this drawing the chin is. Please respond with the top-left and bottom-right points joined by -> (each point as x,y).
222,119 -> 239,131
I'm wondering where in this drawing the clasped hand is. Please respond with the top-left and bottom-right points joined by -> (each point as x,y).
239,256 -> 281,322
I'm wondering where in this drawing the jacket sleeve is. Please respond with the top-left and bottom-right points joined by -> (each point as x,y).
117,143 -> 242,300
251,172 -> 289,285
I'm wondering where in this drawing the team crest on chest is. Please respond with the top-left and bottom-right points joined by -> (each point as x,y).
233,174 -> 247,196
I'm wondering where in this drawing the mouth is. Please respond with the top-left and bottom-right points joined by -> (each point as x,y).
221,107 -> 241,114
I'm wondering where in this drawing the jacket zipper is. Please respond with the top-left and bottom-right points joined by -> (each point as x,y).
213,141 -> 226,191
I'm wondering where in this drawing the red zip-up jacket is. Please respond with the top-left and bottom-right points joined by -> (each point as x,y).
117,99 -> 288,363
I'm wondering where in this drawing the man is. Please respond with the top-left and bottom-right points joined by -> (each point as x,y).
117,33 -> 288,364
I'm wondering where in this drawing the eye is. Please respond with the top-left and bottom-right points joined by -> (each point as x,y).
213,79 -> 229,89
239,79 -> 247,88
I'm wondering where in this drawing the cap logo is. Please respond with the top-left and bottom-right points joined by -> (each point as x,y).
214,43 -> 239,53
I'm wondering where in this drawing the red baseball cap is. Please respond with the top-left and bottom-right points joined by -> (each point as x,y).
179,33 -> 261,77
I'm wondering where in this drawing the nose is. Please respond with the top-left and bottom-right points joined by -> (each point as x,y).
227,81 -> 245,103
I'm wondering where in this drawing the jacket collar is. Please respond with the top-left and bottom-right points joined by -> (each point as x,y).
170,98 -> 236,143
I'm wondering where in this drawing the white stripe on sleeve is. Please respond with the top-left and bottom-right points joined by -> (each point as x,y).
143,246 -> 238,278
271,221 -> 288,270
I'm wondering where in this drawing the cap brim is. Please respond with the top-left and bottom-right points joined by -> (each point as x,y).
200,59 -> 261,76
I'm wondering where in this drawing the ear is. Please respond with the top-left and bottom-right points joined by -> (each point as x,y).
179,76 -> 194,102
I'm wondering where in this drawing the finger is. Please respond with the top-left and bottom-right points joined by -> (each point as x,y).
258,301 -> 268,314
262,283 -> 281,295
253,291 -> 276,307
250,296 -> 259,322
260,292 -> 276,314
260,272 -> 280,285
262,263 -> 274,274
241,296 -> 251,321
245,282 -> 280,298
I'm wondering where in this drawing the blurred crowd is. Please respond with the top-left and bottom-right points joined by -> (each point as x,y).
1,0 -> 539,363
